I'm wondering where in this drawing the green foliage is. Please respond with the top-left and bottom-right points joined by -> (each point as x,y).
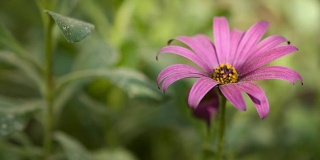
55,68 -> 161,101
45,10 -> 95,43
54,132 -> 92,160
0,51 -> 43,92
93,148 -> 137,160
0,97 -> 42,136
0,0 -> 319,160
0,24 -> 26,55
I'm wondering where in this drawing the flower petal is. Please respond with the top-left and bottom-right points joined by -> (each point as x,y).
188,77 -> 219,108
157,64 -> 206,85
213,17 -> 230,64
174,36 -> 216,71
239,45 -> 298,75
233,21 -> 269,69
236,82 -> 269,119
157,45 -> 210,72
220,83 -> 246,111
241,66 -> 303,84
256,35 -> 287,52
193,34 -> 219,68
229,29 -> 245,65
161,72 -> 204,92
247,35 -> 287,62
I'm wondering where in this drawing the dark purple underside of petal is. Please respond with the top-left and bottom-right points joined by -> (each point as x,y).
236,82 -> 269,119
219,82 -> 270,119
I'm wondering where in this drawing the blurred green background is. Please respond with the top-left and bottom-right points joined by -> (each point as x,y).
0,0 -> 319,160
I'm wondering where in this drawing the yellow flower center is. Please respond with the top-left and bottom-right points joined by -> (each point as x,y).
212,63 -> 239,84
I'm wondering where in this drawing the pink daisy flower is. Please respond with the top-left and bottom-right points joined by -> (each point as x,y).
157,17 -> 302,119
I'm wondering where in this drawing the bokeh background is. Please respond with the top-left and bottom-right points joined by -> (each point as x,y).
0,0 -> 319,160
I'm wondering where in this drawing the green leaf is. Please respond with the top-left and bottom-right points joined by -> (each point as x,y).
0,24 -> 42,71
55,68 -> 162,101
0,132 -> 42,159
54,132 -> 92,160
110,0 -> 137,46
72,35 -> 119,70
0,24 -> 25,55
93,148 -> 137,160
0,51 -> 44,94
107,68 -> 161,100
45,10 -> 95,43
54,82 -> 83,115
0,98 -> 43,136
0,113 -> 25,137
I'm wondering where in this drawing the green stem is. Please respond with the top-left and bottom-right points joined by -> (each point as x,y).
35,0 -> 57,159
217,90 -> 227,160
43,12 -> 54,160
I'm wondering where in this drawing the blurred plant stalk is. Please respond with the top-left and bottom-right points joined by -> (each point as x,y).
36,0 -> 57,159
217,91 -> 227,160
43,15 -> 54,160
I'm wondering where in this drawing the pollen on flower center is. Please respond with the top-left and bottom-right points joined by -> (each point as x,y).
212,63 -> 238,84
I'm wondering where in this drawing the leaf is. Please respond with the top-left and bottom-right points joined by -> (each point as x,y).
93,148 -> 137,160
111,0 -> 137,46
0,24 -> 25,55
107,68 -> 161,100
45,10 -> 95,43
0,51 -> 44,94
0,24 -> 42,71
0,98 -> 43,136
55,68 -> 162,101
54,81 -> 83,116
54,132 -> 92,160
72,35 -> 119,70
0,114 -> 25,137
0,132 -> 42,159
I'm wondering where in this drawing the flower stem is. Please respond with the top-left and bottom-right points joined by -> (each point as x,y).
43,11 -> 54,160
35,0 -> 57,159
217,90 -> 227,160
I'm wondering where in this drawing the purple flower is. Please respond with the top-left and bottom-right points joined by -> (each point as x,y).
157,17 -> 303,119
192,89 -> 219,126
